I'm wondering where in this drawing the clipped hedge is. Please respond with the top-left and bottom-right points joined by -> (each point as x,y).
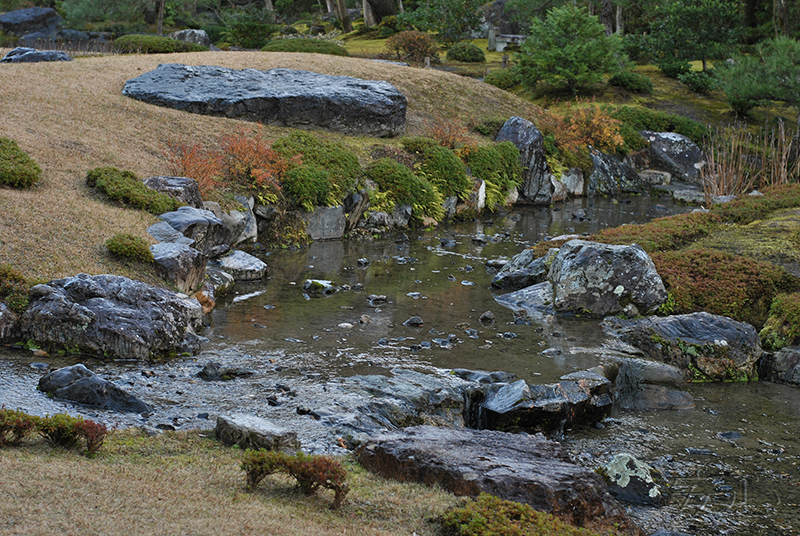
608,71 -> 653,94
86,167 -> 182,215
365,158 -> 444,222
483,69 -> 521,90
446,41 -> 485,62
261,38 -> 349,56
0,137 -> 42,188
114,34 -> 208,54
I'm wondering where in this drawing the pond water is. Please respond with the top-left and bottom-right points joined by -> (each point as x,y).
1,195 -> 798,535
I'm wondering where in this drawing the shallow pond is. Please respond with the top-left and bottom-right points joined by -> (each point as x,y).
1,195 -> 798,535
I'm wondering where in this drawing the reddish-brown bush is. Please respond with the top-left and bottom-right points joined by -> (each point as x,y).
385,31 -> 440,63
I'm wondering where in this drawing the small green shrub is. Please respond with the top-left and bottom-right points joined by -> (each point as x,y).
0,264 -> 32,314
261,38 -> 349,56
483,68 -> 521,90
241,449 -> 349,509
608,71 -> 653,94
281,165 -> 332,211
86,167 -> 182,215
365,158 -> 444,222
272,132 -> 361,204
37,413 -> 84,449
652,248 -> 798,328
106,233 -> 154,263
0,137 -> 42,188
658,59 -> 691,79
441,493 -> 606,536
402,137 -> 472,200
446,41 -> 485,62
222,4 -> 275,49
678,70 -> 718,94
0,406 -> 38,447
761,292 -> 800,350
114,34 -> 208,54
385,30 -> 440,63
608,105 -> 707,147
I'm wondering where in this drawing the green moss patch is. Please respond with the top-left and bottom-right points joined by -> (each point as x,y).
86,167 -> 183,215
0,264 -> 33,314
760,292 -> 800,350
0,137 -> 42,189
105,234 -> 154,263
401,137 -> 472,200
365,158 -> 444,222
261,39 -> 349,56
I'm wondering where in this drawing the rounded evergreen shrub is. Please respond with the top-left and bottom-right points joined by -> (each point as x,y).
446,41 -> 485,63
483,68 -> 521,90
365,158 -> 444,222
114,34 -> 208,53
608,71 -> 654,94
281,165 -> 332,211
0,137 -> 41,188
261,38 -> 349,56
678,70 -> 718,94
105,233 -> 154,263
658,59 -> 691,79
385,31 -> 440,63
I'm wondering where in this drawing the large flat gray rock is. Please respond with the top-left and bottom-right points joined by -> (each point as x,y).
122,64 -> 407,138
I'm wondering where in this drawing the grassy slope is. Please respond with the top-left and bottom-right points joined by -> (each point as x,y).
0,430 -> 462,536
0,49 -> 538,283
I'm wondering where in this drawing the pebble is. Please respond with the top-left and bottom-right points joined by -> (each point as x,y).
403,316 -> 424,327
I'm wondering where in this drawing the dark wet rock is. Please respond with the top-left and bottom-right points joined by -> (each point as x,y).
491,247 -> 558,290
146,221 -> 195,246
198,361 -> 254,381
141,176 -> 203,208
0,8 -> 60,36
166,28 -> 211,47
20,274 -> 203,360
360,210 -> 392,229
759,347 -> 800,386
303,279 -> 338,296
159,206 -> 231,257
0,47 -> 71,63
392,204 -> 412,227
716,431 -> 743,441
602,312 -> 761,381
0,303 -> 20,342
343,190 -> 370,233
451,369 -> 516,384
303,205 -> 346,240
478,310 -> 496,324
208,250 -> 268,281
443,195 -> 458,219
215,414 -> 300,453
357,426 -> 641,535
150,242 -> 207,294
600,453 -> 667,506
203,200 -> 257,246
607,358 -> 694,411
495,116 -> 552,204
367,294 -> 387,306
205,266 -> 235,296
549,240 -> 667,317
403,316 -> 424,327
587,147 -> 646,196
642,131 -> 705,184
122,64 -> 407,138
495,281 -> 555,321
38,364 -> 152,413
467,373 -> 612,434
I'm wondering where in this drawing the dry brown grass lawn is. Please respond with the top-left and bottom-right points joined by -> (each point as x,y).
0,430 -> 462,536
0,49 -> 538,284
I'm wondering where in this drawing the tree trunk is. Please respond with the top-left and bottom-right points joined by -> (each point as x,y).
363,0 -> 376,27
326,0 -> 335,14
397,0 -> 404,14
336,0 -> 353,32
615,4 -> 623,34
157,0 -> 166,36
366,0 -> 398,22
598,0 -> 614,35
774,0 -> 790,35
264,0 -> 274,11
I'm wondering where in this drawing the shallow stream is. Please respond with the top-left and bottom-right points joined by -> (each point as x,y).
1,196 -> 798,535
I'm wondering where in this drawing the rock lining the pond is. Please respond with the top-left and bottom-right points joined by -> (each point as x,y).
357,425 -> 642,535
603,358 -> 695,411
759,347 -> 800,386
122,64 -> 407,138
38,364 -> 152,413
215,414 -> 300,452
141,176 -> 203,208
601,452 -> 667,506
0,303 -> 19,342
495,116 -> 552,204
159,206 -> 231,258
602,312 -> 762,381
302,205 -> 346,240
20,274 -> 204,360
207,249 -> 268,281
642,131 -> 705,184
491,247 -> 558,290
150,242 -> 207,294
